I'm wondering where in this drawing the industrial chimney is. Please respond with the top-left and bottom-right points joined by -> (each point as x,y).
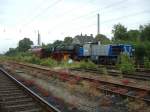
37,30 -> 41,46
97,13 -> 100,35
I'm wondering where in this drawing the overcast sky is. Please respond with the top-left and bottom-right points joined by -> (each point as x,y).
0,0 -> 150,53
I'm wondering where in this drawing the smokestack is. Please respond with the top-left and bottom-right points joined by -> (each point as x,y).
97,13 -> 100,35
37,30 -> 41,46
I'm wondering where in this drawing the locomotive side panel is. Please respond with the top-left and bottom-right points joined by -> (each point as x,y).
83,44 -> 92,56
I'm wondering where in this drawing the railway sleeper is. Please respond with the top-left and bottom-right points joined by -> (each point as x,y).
1,98 -> 33,106
4,102 -> 41,112
2,99 -> 35,107
0,81 -> 15,84
0,89 -> 22,93
1,94 -> 29,101
15,108 -> 43,112
0,82 -> 15,84
0,85 -> 18,89
0,84 -> 17,87
0,92 -> 26,97
0,81 -> 15,83
0,88 -> 21,91
0,78 -> 12,81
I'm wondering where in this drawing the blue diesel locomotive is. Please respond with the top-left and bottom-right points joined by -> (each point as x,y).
77,43 -> 133,64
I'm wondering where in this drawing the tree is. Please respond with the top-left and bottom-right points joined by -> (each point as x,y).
5,48 -> 18,56
134,43 -> 146,65
112,23 -> 128,41
53,40 -> 63,48
18,38 -> 33,52
63,37 -> 73,45
127,30 -> 140,41
143,41 -> 150,59
139,24 -> 150,41
95,34 -> 110,44
42,43 -> 54,52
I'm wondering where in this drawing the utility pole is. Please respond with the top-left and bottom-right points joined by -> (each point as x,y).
97,13 -> 100,35
37,30 -> 41,46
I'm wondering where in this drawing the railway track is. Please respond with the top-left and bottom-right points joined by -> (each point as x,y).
98,65 -> 150,72
9,61 -> 150,81
3,61 -> 150,103
2,63 -> 150,103
0,68 -> 61,112
109,69 -> 150,81
70,68 -> 150,81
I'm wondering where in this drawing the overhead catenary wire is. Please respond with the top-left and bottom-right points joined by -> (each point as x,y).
71,0 -> 128,21
21,0 -> 128,30
49,0 -> 129,32
102,10 -> 150,24
16,0 -> 150,41
20,0 -> 129,32
54,4 -> 128,29
18,0 -> 49,25
21,0 -> 94,29
21,0 -> 63,27
57,0 -> 94,17
66,10 -> 150,32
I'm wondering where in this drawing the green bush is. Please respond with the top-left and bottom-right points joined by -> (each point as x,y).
144,57 -> 150,68
21,56 -> 32,62
4,52 -> 34,63
100,67 -> 108,75
79,60 -> 97,69
40,58 -> 58,67
144,42 -> 150,60
59,60 -> 73,68
134,43 -> 146,65
117,53 -> 135,74
27,56 -> 41,64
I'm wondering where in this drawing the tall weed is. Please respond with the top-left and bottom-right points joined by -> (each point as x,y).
117,53 -> 135,74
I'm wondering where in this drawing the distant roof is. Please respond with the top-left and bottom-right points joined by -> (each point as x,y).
73,34 -> 95,45
31,45 -> 41,49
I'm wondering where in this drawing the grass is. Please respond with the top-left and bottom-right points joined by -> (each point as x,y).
144,57 -> 150,69
79,60 -> 97,69
59,60 -> 79,68
100,67 -> 108,75
0,54 -> 109,78
40,58 -> 58,67
117,53 -> 135,74
127,99 -> 148,112
7,54 -> 99,70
